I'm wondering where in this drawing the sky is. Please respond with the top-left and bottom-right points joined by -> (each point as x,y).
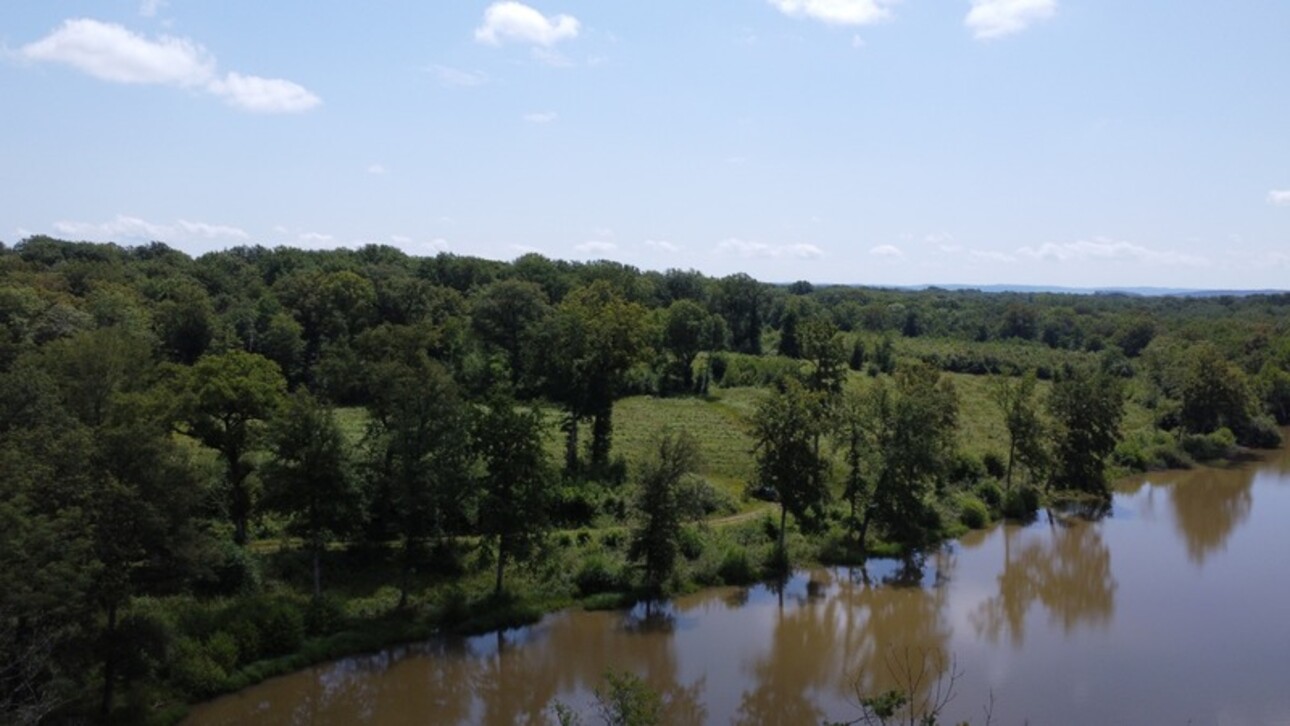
2,0 -> 1289,289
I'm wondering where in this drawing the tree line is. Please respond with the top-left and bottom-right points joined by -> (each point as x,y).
2,236 -> 1289,722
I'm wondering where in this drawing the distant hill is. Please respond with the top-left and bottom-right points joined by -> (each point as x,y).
799,283 -> 1287,298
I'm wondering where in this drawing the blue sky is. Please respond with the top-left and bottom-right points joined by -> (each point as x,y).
2,1 -> 1288,288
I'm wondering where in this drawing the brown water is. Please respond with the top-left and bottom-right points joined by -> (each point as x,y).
188,444 -> 1290,725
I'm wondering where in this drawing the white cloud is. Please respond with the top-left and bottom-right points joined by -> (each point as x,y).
645,239 -> 681,253
424,238 -> 450,253
297,232 -> 334,244
869,244 -> 904,257
367,164 -> 387,175
475,2 -> 580,47
391,235 -> 413,245
784,243 -> 824,259
970,249 -> 1018,263
52,214 -> 247,243
965,0 -> 1056,40
207,72 -> 320,113
576,240 -> 618,254
1016,238 -> 1207,267
717,238 -> 823,259
767,0 -> 897,26
175,220 -> 249,240
1269,190 -> 1290,207
20,19 -> 319,113
21,18 -> 214,86
523,111 -> 558,123
139,0 -> 167,18
427,64 -> 488,88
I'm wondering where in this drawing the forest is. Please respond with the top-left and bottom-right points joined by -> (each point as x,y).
3,235 -> 1289,724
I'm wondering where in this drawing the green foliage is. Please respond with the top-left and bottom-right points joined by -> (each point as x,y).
956,494 -> 991,530
750,377 -> 828,559
865,364 -> 960,551
1002,486 -> 1041,520
595,670 -> 664,726
474,392 -> 554,595
1048,366 -> 1126,497
630,430 -> 701,593
7,237 -> 1290,722
575,553 -> 629,597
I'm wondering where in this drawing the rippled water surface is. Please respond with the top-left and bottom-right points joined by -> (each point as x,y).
188,443 -> 1290,725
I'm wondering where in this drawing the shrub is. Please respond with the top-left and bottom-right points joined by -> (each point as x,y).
975,481 -> 1003,509
1238,415 -> 1283,449
170,637 -> 228,698
677,475 -> 738,520
957,495 -> 990,529
1182,428 -> 1237,462
678,526 -> 705,561
575,554 -> 627,596
982,451 -> 1006,479
1002,486 -> 1040,520
716,548 -> 757,586
949,452 -> 985,487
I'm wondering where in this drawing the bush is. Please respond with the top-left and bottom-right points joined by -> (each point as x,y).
170,637 -> 228,698
678,526 -> 705,561
982,451 -> 1006,479
1002,486 -> 1040,520
677,475 -> 738,520
716,548 -> 758,585
949,452 -> 985,487
957,495 -> 990,529
199,540 -> 262,596
975,481 -> 1003,509
1238,415 -> 1284,449
575,554 -> 628,596
305,595 -> 347,636
1182,428 -> 1237,462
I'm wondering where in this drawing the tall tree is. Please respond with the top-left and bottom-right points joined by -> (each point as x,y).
750,377 -> 827,562
534,282 -> 650,476
990,372 -> 1049,492
365,356 -> 473,607
261,391 -> 359,599
474,394 -> 553,597
1047,366 -> 1126,497
1179,343 -> 1255,436
180,350 -> 287,545
629,429 -> 701,595
470,279 -> 552,385
863,364 -> 959,552
661,300 -> 720,392
718,273 -> 766,355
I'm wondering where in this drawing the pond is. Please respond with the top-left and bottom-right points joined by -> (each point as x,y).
187,443 -> 1290,724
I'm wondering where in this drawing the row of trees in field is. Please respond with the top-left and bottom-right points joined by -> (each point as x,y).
3,236 -> 1289,722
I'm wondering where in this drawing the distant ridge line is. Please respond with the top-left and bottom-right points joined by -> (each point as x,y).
785,283 -> 1288,298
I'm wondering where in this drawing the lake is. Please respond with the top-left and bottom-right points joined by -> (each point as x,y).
187,443 -> 1290,724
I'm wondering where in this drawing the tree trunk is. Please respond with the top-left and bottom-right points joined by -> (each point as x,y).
682,354 -> 695,391
590,408 -> 613,475
312,544 -> 322,600
1005,437 -> 1017,493
494,536 -> 507,598
563,415 -> 579,475
778,503 -> 788,560
100,602 -> 118,719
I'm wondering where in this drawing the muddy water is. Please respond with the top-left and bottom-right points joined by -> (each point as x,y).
187,444 -> 1290,725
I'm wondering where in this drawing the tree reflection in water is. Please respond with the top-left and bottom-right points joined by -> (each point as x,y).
972,512 -> 1116,647
735,551 -> 956,726
1160,465 -> 1255,566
